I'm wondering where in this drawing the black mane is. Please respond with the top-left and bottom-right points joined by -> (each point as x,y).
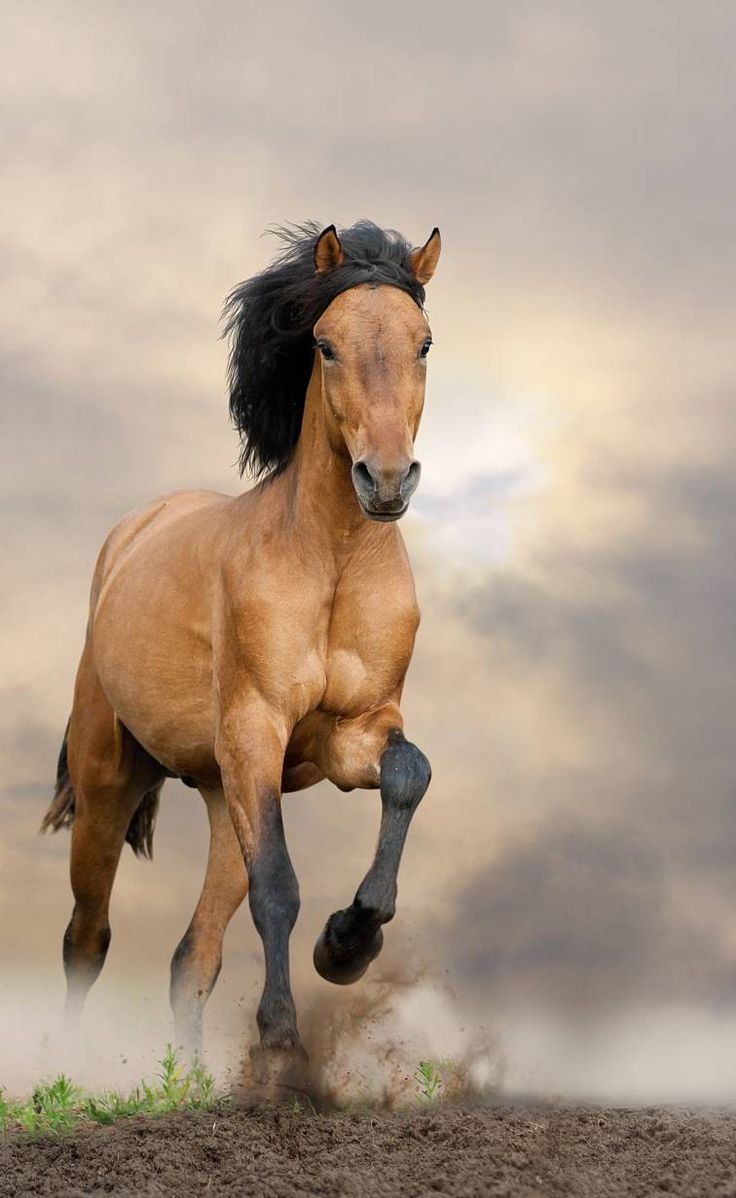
222,220 -> 426,478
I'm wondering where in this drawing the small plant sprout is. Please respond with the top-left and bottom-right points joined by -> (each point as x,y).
416,1060 -> 443,1104
0,1090 -> 11,1134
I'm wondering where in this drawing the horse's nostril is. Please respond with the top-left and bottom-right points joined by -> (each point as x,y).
352,460 -> 377,495
402,460 -> 421,497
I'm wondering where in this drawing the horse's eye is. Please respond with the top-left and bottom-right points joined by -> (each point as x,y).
317,341 -> 335,361
419,338 -> 432,359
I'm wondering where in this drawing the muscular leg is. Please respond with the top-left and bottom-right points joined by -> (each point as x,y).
170,786 -> 249,1057
64,788 -> 140,1017
246,792 -> 302,1059
216,701 -> 304,1071
63,651 -> 164,1018
310,713 -> 431,985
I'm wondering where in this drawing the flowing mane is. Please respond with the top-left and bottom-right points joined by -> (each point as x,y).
222,220 -> 426,478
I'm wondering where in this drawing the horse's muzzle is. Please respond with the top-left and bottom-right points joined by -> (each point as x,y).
351,458 -> 421,521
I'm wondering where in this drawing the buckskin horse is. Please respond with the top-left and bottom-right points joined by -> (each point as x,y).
43,220 -> 441,1084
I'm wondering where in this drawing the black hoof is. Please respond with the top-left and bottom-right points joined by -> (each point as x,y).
313,907 -> 384,985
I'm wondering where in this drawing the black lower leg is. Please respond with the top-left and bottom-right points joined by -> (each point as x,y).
247,794 -> 302,1054
63,906 -> 112,1016
314,731 -> 431,985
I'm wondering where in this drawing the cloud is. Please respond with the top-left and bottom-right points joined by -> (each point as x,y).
2,0 -> 736,1099
437,455 -> 736,1014
444,817 -> 734,1012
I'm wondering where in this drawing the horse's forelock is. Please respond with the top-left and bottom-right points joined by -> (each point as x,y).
222,220 -> 426,479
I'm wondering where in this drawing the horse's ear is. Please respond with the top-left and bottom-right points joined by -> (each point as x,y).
314,225 -> 345,275
410,228 -> 441,285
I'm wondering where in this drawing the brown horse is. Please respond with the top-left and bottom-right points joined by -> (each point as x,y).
42,220 -> 441,1082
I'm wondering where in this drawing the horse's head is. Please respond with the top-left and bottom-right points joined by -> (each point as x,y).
313,226 -> 441,522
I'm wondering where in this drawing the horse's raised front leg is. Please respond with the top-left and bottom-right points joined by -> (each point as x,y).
215,702 -> 305,1073
310,710 -> 431,985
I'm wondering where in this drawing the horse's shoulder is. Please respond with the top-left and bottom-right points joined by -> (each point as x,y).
90,489 -> 232,608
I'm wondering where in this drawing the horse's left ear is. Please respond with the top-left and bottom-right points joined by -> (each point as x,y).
314,225 -> 345,275
410,228 -> 441,285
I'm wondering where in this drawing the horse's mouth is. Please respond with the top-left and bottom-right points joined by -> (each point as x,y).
359,501 -> 409,522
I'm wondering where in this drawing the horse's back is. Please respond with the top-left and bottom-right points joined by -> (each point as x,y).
92,489 -> 228,600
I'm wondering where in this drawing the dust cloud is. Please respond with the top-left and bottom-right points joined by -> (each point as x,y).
0,954 -> 500,1109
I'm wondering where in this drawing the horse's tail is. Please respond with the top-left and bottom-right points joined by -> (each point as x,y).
124,784 -> 162,860
40,719 -> 162,859
41,720 -> 75,835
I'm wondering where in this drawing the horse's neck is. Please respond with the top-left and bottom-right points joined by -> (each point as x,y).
283,367 -> 372,552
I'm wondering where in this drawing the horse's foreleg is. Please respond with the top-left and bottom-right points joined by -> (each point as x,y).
170,786 -> 248,1058
311,711 -> 431,984
216,704 -> 304,1066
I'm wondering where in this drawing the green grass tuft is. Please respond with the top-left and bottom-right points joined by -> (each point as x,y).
0,1046 -> 221,1138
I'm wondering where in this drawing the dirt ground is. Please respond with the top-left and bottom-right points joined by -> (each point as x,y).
2,1103 -> 736,1197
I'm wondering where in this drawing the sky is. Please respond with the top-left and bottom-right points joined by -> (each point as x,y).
2,0 -> 736,1101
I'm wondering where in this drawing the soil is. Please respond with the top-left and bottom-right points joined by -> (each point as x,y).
2,1103 -> 736,1197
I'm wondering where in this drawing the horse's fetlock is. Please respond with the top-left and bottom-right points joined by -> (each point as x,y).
256,990 -> 298,1043
354,888 -> 395,927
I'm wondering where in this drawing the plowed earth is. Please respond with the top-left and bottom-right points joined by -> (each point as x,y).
2,1104 -> 736,1197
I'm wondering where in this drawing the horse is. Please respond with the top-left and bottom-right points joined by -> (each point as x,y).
42,219 -> 441,1086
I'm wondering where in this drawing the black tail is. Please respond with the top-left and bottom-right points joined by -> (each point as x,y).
40,720 -> 75,835
124,785 -> 162,859
40,719 -> 162,859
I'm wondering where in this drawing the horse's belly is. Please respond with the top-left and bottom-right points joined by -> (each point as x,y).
92,583 -> 217,779
96,634 -> 217,778
87,488 -> 230,779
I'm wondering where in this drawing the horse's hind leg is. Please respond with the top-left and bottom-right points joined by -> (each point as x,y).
170,786 -> 248,1058
59,651 -> 164,1018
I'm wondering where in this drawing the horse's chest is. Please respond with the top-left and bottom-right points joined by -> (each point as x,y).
320,586 -> 418,715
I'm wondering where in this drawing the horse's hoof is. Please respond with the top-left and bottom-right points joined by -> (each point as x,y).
241,1042 -> 312,1106
313,915 -> 384,985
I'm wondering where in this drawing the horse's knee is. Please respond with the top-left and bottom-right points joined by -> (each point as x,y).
317,705 -> 404,791
380,731 -> 431,811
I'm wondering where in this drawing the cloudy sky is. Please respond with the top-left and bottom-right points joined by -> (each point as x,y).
2,1 -> 735,1100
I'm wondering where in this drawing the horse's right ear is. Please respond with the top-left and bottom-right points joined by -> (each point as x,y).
314,225 -> 345,275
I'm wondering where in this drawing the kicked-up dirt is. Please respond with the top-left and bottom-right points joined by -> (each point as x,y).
2,1103 -> 736,1197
